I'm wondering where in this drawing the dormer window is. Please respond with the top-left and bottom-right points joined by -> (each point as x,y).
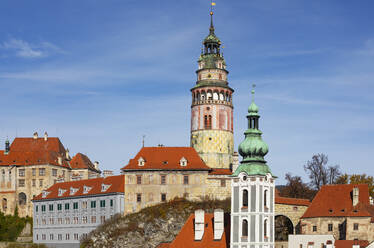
58,188 -> 67,197
83,185 -> 92,194
101,184 -> 111,192
70,187 -> 78,195
42,191 -> 50,198
138,157 -> 145,166
180,157 -> 187,167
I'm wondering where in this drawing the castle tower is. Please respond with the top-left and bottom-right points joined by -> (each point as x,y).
190,10 -> 234,169
230,87 -> 276,248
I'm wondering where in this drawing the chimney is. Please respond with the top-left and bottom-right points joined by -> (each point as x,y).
103,170 -> 113,178
33,132 -> 38,139
214,209 -> 224,240
58,156 -> 62,165
94,161 -> 99,170
65,149 -> 70,160
44,132 -> 48,141
326,240 -> 333,248
4,139 -> 10,155
194,209 -> 205,241
353,187 -> 359,207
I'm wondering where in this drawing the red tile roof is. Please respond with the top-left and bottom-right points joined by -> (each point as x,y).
159,212 -> 230,248
70,153 -> 99,172
335,240 -> 369,248
32,175 -> 125,201
302,184 -> 374,218
209,168 -> 232,175
121,147 -> 211,171
0,137 -> 70,168
275,196 -> 311,206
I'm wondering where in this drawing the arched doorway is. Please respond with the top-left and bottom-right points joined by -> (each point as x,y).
18,192 -> 27,206
275,215 -> 294,241
2,198 -> 7,211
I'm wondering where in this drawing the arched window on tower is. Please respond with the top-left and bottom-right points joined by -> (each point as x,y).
264,219 -> 268,238
204,115 -> 212,129
243,189 -> 248,207
264,189 -> 268,209
242,219 -> 248,237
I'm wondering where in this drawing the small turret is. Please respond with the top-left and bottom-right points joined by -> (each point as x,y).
4,138 -> 10,155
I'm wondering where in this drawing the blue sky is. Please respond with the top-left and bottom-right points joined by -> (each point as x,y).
0,0 -> 373,184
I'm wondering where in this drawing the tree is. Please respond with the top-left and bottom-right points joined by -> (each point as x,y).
335,174 -> 374,197
304,153 -> 341,190
279,173 -> 316,200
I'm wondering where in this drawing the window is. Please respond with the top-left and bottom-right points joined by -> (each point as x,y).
73,217 -> 79,224
52,169 -> 57,177
18,179 -> 25,187
264,219 -> 268,237
49,234 -> 53,240
32,168 -> 36,176
65,217 -> 70,224
204,115 -> 212,129
73,202 -> 78,209
58,234 -> 62,240
328,224 -> 333,231
39,168 -> 45,176
74,233 -> 79,240
57,204 -> 62,211
42,234 -> 46,240
49,204 -> 53,211
313,225 -> 317,232
137,175 -> 142,185
35,205 -> 38,212
18,192 -> 26,205
49,218 -> 54,224
242,219 -> 248,237
100,200 -> 105,208
91,216 -> 96,223
243,190 -> 248,207
66,233 -> 70,240
32,179 -> 36,187
264,190 -> 268,208
137,193 -> 141,203
220,179 -> 226,187
82,201 -> 87,209
58,218 -> 63,224
42,219 -> 46,225
82,216 -> 88,224
110,199 -> 113,207
161,193 -> 166,202
19,169 -> 25,177
41,205 -> 46,212
39,179 -> 43,187
183,175 -> 189,185
353,223 -> 359,230
100,216 -> 105,223
161,175 -> 166,185
91,201 -> 96,208
65,203 -> 70,210
138,157 -> 145,166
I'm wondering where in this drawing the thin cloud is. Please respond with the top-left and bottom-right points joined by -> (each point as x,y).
0,38 -> 64,58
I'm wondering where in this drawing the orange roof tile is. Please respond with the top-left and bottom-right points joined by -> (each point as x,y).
162,212 -> 230,248
0,137 -> 70,168
209,168 -> 232,175
32,175 -> 125,201
121,147 -> 210,171
335,240 -> 369,248
275,196 -> 311,206
70,153 -> 99,172
302,184 -> 373,218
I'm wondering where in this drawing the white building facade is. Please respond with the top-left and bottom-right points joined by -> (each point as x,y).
230,88 -> 276,248
32,175 -> 125,248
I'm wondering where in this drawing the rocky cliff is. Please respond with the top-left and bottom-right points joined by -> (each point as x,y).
81,198 -> 230,248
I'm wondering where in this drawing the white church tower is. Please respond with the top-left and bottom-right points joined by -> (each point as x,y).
230,87 -> 276,248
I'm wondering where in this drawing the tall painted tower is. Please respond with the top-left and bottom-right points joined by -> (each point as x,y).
190,10 -> 234,169
230,88 -> 276,248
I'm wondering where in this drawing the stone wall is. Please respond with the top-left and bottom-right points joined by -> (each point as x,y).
275,203 -> 309,230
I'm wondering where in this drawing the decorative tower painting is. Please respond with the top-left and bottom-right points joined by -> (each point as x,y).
230,86 -> 276,248
190,6 -> 234,169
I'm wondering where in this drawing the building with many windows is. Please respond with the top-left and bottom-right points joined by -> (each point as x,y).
32,175 -> 125,247
0,132 -> 101,217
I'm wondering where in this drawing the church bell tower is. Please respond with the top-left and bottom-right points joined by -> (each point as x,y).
190,10 -> 234,169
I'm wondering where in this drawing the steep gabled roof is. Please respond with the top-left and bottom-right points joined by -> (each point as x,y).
157,213 -> 230,248
121,147 -> 211,171
70,153 -> 100,172
302,184 -> 374,218
0,137 -> 70,168
32,175 -> 125,201
335,240 -> 369,248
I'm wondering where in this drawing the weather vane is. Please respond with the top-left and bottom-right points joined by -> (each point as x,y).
251,84 -> 256,101
211,0 -> 216,15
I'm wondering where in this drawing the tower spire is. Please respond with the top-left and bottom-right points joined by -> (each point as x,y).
210,1 -> 216,35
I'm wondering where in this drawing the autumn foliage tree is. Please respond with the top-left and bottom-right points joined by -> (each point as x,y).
336,173 -> 374,197
279,173 -> 316,200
